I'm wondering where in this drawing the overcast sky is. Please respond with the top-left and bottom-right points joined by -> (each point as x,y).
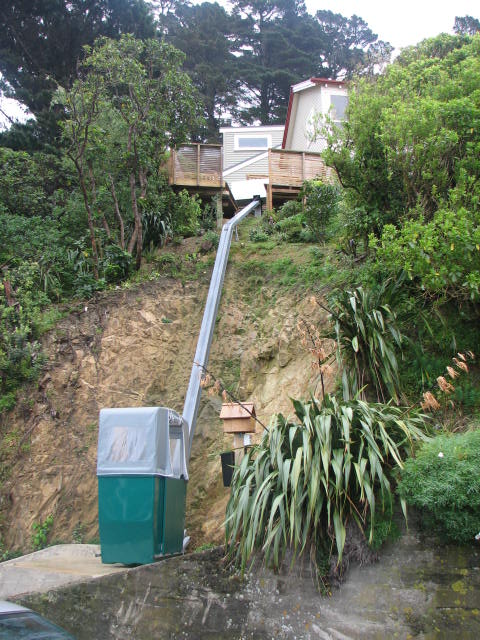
304,0 -> 479,50
1,0 -> 479,129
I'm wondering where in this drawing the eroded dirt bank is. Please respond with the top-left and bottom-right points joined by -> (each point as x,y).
1,262 -> 332,552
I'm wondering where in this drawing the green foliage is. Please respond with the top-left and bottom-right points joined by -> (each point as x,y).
0,535 -> 21,563
202,230 -> 220,250
274,213 -> 305,242
327,279 -> 405,403
372,208 -> 480,301
171,190 -> 202,237
31,515 -> 54,550
366,494 -> 400,550
300,180 -> 340,241
225,395 -> 426,578
101,245 -> 133,284
324,34 -> 480,300
249,228 -> 270,243
277,200 -> 302,220
397,430 -> 480,543
228,2 -> 390,124
59,34 -> 202,271
0,148 -> 66,218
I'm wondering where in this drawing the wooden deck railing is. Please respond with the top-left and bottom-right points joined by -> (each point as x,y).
169,143 -> 223,189
268,148 -> 333,187
265,148 -> 334,209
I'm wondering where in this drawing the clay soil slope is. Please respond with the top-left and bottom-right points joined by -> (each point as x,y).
0,247 -> 333,553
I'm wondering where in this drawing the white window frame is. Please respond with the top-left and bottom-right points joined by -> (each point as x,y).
329,94 -> 348,124
234,133 -> 272,151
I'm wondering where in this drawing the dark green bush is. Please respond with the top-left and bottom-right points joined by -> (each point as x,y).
277,199 -> 302,220
397,430 -> 480,544
100,245 -> 133,283
249,227 -> 270,243
202,230 -> 220,249
300,180 -> 339,241
274,213 -> 305,241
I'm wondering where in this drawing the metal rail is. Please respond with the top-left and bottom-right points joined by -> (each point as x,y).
182,197 -> 261,458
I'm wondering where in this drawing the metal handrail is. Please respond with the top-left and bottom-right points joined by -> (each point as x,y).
182,197 -> 262,458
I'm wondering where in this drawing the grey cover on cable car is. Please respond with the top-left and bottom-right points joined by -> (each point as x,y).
97,406 -> 188,479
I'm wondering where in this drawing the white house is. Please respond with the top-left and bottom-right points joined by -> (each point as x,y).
219,79 -> 348,207
282,78 -> 348,152
219,124 -> 284,202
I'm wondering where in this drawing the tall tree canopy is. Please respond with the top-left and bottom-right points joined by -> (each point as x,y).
228,0 -> 391,123
324,33 -> 480,301
156,0 -> 391,126
454,15 -> 480,36
0,0 -> 392,139
163,1 -> 242,141
314,10 -> 392,79
0,0 -> 155,151
59,35 -> 201,272
0,0 -> 155,112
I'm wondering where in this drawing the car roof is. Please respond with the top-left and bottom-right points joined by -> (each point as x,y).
0,600 -> 30,614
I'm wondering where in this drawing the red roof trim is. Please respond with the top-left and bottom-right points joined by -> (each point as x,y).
310,77 -> 345,86
282,86 -> 294,149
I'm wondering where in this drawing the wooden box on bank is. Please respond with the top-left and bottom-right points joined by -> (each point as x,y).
220,402 -> 256,434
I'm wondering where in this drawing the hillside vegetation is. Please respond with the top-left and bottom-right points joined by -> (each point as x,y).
1,4 -> 479,584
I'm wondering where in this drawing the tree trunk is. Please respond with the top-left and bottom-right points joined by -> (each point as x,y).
88,162 -> 110,244
129,171 -> 142,270
109,175 -> 125,249
75,160 -> 99,280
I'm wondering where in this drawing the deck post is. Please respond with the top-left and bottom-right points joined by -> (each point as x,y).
215,192 -> 223,230
196,144 -> 201,186
267,150 -> 273,211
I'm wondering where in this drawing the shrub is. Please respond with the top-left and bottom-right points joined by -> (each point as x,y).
274,213 -> 305,241
31,514 -> 54,550
171,189 -> 201,237
249,227 -> 270,243
225,394 -> 427,581
397,429 -> 480,544
300,180 -> 339,241
202,230 -> 220,249
277,199 -> 302,220
101,245 -> 133,283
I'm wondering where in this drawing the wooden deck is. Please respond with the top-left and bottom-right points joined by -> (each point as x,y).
266,149 -> 334,210
168,144 -> 223,190
167,144 -> 333,215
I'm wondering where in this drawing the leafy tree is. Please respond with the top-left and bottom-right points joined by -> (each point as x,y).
0,0 -> 155,150
59,35 -> 201,272
0,0 -> 155,112
231,0 -> 319,123
164,1 -> 242,141
314,10 -> 392,79
323,33 -> 480,294
300,179 -> 339,241
454,15 -> 480,36
228,0 -> 391,123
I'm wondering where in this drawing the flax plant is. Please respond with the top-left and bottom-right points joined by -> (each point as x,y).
327,282 -> 404,403
225,394 -> 427,577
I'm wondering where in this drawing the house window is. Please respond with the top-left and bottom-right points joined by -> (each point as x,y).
234,134 -> 271,151
330,95 -> 348,122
